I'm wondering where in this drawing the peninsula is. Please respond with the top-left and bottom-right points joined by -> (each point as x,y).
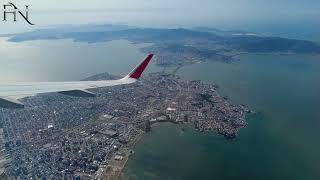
0,72 -> 248,179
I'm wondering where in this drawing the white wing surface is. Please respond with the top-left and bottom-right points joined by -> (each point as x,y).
0,54 -> 154,108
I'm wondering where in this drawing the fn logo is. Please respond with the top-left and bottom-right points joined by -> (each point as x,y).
2,2 -> 34,25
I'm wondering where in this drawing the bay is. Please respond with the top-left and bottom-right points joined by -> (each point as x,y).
121,54 -> 320,180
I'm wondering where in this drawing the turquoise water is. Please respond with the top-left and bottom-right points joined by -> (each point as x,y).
121,54 -> 320,180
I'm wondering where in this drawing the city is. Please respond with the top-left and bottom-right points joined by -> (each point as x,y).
0,72 -> 248,179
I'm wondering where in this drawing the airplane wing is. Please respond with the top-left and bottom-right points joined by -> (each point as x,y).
0,54 -> 154,108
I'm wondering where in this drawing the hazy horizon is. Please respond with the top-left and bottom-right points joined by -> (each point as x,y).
1,0 -> 320,41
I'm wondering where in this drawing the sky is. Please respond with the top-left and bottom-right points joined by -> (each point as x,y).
1,0 -> 320,40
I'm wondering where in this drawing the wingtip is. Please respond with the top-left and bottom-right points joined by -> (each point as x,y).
127,54 -> 154,79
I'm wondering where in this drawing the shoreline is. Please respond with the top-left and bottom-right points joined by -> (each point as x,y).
111,122 -> 187,180
117,130 -> 145,180
115,108 -> 255,180
102,129 -> 145,180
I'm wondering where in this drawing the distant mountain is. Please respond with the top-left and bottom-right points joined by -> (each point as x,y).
8,28 -> 221,43
4,24 -> 320,54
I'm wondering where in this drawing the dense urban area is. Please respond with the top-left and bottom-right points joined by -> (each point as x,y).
0,72 -> 248,179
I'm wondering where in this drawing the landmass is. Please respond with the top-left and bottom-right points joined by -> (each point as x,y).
0,24 -> 317,179
4,24 -> 320,67
0,72 -> 248,179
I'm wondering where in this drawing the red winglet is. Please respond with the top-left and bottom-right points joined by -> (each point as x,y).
128,54 -> 153,79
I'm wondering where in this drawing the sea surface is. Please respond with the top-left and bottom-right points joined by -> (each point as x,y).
122,53 -> 320,180
0,38 -> 319,180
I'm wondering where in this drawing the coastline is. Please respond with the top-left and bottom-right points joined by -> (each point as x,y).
114,111 -> 250,180
102,129 -> 144,180
114,122 -> 193,180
